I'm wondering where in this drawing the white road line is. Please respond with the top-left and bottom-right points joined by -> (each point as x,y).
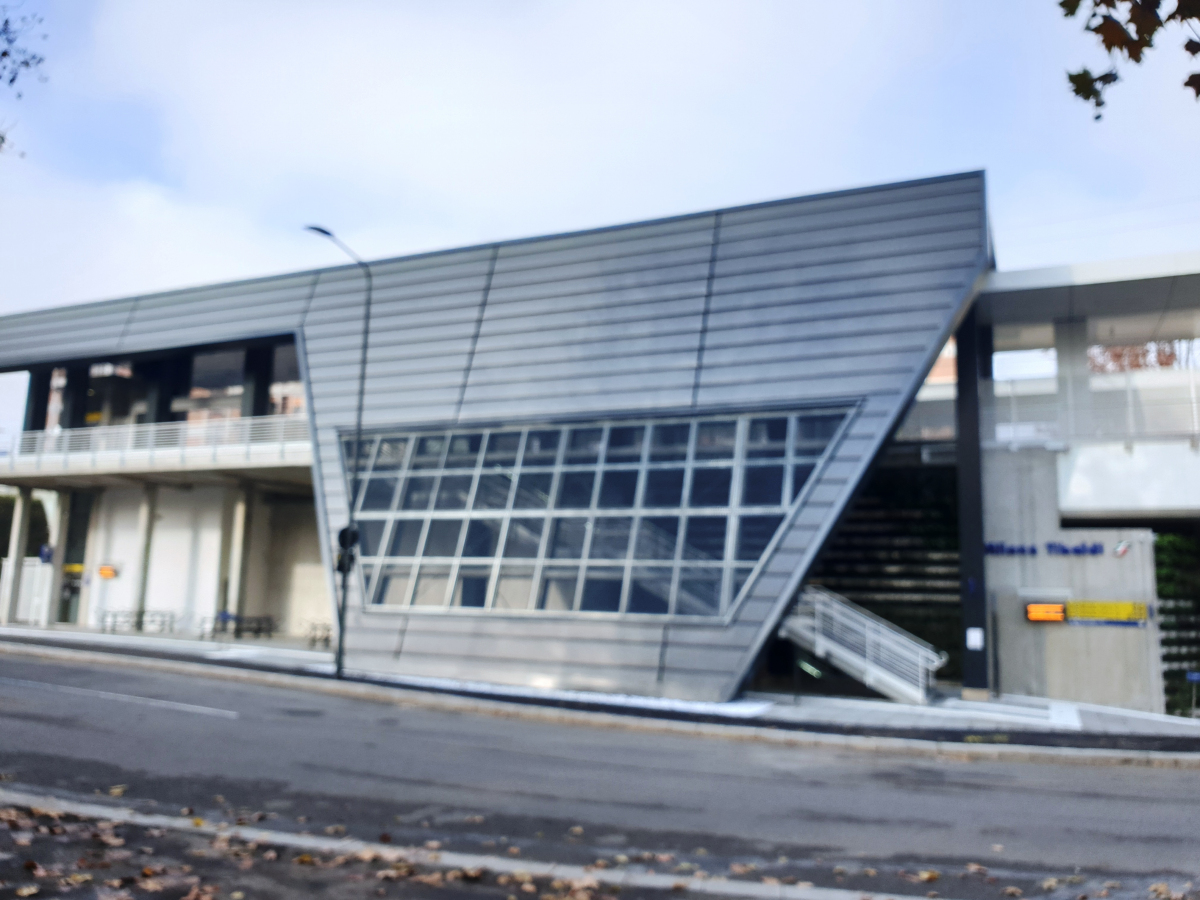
0,786 -> 953,900
0,676 -> 238,719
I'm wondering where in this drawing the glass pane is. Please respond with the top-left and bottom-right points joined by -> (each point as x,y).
695,421 -> 735,459
643,469 -> 684,507
737,515 -> 784,561
538,568 -> 578,611
605,425 -> 644,462
358,520 -> 386,556
342,437 -> 374,473
502,519 -> 543,558
796,413 -> 843,451
361,476 -> 398,511
580,568 -> 623,612
452,568 -> 491,608
747,418 -> 787,458
446,433 -> 483,468
423,519 -> 463,556
513,473 -> 552,509
556,471 -> 595,508
435,475 -> 473,510
474,474 -> 512,509
566,427 -> 603,463
493,567 -> 535,609
690,468 -> 731,507
635,517 -> 679,559
523,429 -> 560,465
373,438 -> 408,471
388,520 -> 423,557
401,477 -> 435,510
683,516 -> 726,560
650,423 -> 689,461
484,431 -> 520,468
412,435 -> 446,469
549,518 -> 586,558
628,568 -> 671,614
462,520 -> 500,557
792,463 -> 815,500
412,566 -> 451,606
590,517 -> 632,559
598,470 -> 637,508
677,571 -> 721,616
374,565 -> 412,606
742,466 -> 783,506
732,568 -> 752,602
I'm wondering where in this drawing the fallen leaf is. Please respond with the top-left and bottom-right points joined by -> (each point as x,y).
231,893 -> 245,900
137,879 -> 165,892
293,853 -> 314,865
191,818 -> 204,828
864,869 -> 878,878
508,846 -> 521,856
16,886 -> 39,897
108,786 -> 127,798
762,877 -> 781,885
424,840 -> 442,850
919,871 -> 941,883
967,864 -> 988,875
65,873 -> 92,885
1043,879 -> 1060,891
569,826 -> 585,835
261,849 -> 278,861
325,824 -> 346,836
1004,888 -> 1023,897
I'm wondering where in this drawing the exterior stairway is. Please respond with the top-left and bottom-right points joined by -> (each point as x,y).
779,586 -> 949,705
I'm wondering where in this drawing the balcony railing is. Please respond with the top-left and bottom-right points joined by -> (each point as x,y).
1,414 -> 312,475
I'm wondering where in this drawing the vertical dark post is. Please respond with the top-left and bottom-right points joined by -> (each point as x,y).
60,365 -> 91,429
956,305 -> 989,697
23,367 -> 51,432
241,345 -> 274,418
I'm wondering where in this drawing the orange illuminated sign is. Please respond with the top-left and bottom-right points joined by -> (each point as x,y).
1025,602 -> 1066,622
97,565 -> 118,580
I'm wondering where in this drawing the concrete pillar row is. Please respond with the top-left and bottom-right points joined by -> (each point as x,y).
1,486 -> 33,624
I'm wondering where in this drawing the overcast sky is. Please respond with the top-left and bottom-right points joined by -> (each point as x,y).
1,0 -> 1199,431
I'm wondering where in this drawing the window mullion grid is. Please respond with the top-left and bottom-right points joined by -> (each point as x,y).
534,427 -> 569,611
369,435 -> 417,604
485,429 -> 526,609
668,422 -> 700,615
720,420 -> 749,613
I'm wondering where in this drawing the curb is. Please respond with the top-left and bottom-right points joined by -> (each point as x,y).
0,785 -> 948,900
3,638 -> 1200,767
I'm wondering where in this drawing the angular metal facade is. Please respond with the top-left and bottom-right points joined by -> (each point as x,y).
0,172 -> 989,700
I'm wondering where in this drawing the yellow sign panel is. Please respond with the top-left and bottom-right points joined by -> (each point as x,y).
1025,603 -> 1066,622
1066,600 -> 1147,623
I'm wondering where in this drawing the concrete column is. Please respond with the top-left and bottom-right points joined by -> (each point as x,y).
48,490 -> 71,625
957,306 -> 991,699
1055,319 -> 1093,439
2,486 -> 33,624
225,486 -> 253,633
133,483 -> 159,631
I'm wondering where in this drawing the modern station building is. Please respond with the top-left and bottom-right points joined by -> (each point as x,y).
1,171 -> 1197,713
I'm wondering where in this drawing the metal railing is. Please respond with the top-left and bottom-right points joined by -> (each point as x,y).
780,586 -> 948,705
1,414 -> 310,473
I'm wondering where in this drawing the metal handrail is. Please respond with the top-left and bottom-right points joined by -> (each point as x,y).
1,414 -> 309,469
796,585 -> 948,699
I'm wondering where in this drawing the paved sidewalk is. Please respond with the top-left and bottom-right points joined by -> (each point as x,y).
4,624 -> 1200,748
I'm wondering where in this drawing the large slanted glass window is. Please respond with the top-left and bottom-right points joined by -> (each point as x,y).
348,408 -> 847,617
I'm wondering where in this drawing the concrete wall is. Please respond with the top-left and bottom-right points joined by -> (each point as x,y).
983,446 -> 1165,712
84,487 -> 146,625
143,486 -> 225,631
257,494 -> 327,638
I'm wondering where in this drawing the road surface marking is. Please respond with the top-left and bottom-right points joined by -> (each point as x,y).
0,785 -> 954,900
0,676 -> 238,719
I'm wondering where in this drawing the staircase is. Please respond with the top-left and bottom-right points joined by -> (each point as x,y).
779,586 -> 949,705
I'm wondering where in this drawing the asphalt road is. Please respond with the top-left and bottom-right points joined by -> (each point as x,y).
1,654 -> 1198,891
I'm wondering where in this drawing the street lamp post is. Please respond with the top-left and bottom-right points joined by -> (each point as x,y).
305,225 -> 374,680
